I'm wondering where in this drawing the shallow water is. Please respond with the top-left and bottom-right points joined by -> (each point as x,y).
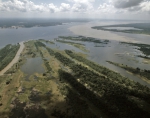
21,57 -> 45,76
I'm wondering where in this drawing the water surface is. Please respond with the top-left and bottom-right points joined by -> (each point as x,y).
21,57 -> 45,76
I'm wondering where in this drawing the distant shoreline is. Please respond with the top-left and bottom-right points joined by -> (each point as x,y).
0,24 -> 62,29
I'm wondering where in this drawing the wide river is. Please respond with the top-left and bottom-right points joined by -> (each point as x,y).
1,20 -> 150,87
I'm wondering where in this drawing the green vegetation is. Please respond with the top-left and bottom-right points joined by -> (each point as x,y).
46,47 -> 55,56
44,48 -> 150,118
38,39 -> 55,44
1,40 -> 150,118
56,52 -> 150,117
92,23 -> 150,35
65,50 -> 127,83
57,40 -> 89,52
40,51 -> 52,72
54,52 -> 74,66
47,41 -> 55,44
0,44 -> 20,71
58,69 -> 150,118
59,36 -> 110,44
57,40 -> 84,46
34,41 -> 46,49
120,42 -> 150,56
107,61 -> 150,81
32,40 -> 150,118
34,41 -> 52,72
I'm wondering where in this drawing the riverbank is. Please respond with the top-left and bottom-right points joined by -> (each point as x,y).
0,41 -> 25,75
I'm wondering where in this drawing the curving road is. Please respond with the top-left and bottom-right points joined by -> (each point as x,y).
0,41 -> 25,75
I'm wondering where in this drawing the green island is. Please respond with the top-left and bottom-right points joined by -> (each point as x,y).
56,40 -> 89,52
0,39 -> 150,118
0,44 -> 20,71
59,36 -> 110,44
92,23 -> 150,35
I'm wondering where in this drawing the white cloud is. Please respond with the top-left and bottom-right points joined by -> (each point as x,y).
68,0 -> 94,12
98,3 -> 116,13
60,3 -> 70,12
140,1 -> 150,13
0,0 -> 60,13
48,3 -> 59,13
0,0 -> 46,12
97,2 -> 125,14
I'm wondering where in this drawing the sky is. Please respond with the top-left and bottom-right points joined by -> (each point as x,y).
0,0 -> 150,20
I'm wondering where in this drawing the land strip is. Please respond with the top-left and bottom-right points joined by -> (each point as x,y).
0,42 -> 25,75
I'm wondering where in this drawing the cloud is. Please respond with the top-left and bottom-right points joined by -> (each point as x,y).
97,2 -> 126,14
60,3 -> 70,12
0,0 -> 150,19
0,0 -> 46,12
48,3 -> 59,13
0,0 -> 27,12
140,1 -> 150,13
108,0 -> 150,14
98,3 -> 116,13
111,0 -> 144,8
68,0 -> 94,12
0,0 -> 60,13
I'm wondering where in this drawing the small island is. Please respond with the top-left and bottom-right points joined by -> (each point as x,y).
92,23 -> 150,35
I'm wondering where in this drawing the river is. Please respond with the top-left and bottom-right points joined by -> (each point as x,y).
0,20 -> 150,87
